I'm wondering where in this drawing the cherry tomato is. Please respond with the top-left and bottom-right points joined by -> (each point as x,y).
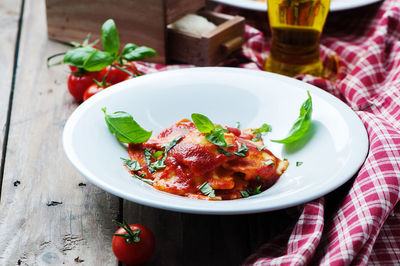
69,65 -> 78,72
82,83 -> 105,101
67,71 -> 102,102
100,64 -> 137,85
112,221 -> 155,265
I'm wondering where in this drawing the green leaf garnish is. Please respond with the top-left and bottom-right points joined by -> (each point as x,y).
217,147 -> 233,157
205,126 -> 228,147
240,185 -> 262,198
236,121 -> 241,129
103,108 -> 152,144
132,174 -> 154,185
257,145 -> 266,151
234,143 -> 249,157
102,19 -> 120,56
147,136 -> 183,172
152,151 -> 164,158
264,160 -> 275,166
296,161 -> 303,166
144,148 -> 155,173
199,182 -> 216,198
120,158 -> 142,171
252,123 -> 272,134
271,91 -> 312,144
191,113 -> 215,133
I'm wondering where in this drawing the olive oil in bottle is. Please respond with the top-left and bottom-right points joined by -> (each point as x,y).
265,0 -> 330,77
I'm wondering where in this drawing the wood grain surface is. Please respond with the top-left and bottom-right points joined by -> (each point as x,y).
0,0 -> 21,188
0,1 -> 298,265
0,0 -> 119,264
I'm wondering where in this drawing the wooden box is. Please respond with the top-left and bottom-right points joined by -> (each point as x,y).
46,0 -> 245,65
167,11 -> 245,66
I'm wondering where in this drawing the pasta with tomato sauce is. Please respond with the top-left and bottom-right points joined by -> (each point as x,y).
123,119 -> 288,200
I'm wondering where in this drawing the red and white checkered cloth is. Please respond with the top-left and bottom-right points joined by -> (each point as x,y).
135,0 -> 400,264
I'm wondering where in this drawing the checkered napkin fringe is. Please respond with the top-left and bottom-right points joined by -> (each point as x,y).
135,0 -> 400,264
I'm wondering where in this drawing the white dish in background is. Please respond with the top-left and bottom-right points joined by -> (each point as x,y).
210,0 -> 382,12
63,67 -> 368,215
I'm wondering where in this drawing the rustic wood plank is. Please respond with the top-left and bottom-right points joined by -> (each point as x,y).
0,0 -> 120,264
46,0 -> 167,63
0,0 -> 21,187
123,199 -> 251,265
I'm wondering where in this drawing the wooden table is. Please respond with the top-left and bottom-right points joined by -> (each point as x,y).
0,0 -> 297,265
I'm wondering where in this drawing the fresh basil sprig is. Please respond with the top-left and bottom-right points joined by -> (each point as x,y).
103,108 -> 152,144
271,91 -> 312,144
63,19 -> 156,71
191,113 -> 229,147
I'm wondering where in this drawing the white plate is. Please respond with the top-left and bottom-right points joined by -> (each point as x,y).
63,67 -> 368,215
210,0 -> 381,12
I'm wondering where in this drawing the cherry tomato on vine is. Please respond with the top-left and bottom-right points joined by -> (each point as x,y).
82,83 -> 106,101
67,71 -> 102,102
112,220 -> 155,265
100,64 -> 137,85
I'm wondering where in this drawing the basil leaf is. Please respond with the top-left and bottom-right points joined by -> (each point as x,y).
240,185 -> 262,198
217,147 -> 233,157
132,174 -> 154,185
144,148 -> 155,173
83,50 -> 115,71
102,19 -> 119,56
252,133 -> 262,142
163,136 -> 183,153
240,190 -> 249,198
63,46 -> 97,68
206,126 -> 228,147
271,91 -> 312,144
120,157 -> 142,171
150,160 -> 166,170
103,109 -> 152,144
264,160 -> 275,166
122,46 -> 156,61
296,161 -> 303,167
152,151 -> 164,158
191,113 -> 215,133
121,43 -> 138,56
149,136 -> 183,172
234,143 -> 249,157
199,182 -> 215,198
252,123 -> 272,134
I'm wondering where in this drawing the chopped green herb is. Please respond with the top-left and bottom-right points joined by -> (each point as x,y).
240,185 -> 262,198
149,136 -> 183,172
296,161 -> 303,166
240,190 -> 250,198
144,148 -> 155,173
252,133 -> 262,142
234,143 -> 249,157
217,147 -> 233,157
257,145 -> 267,151
264,160 -> 275,166
236,121 -> 241,129
252,123 -> 272,134
271,91 -> 312,144
163,136 -> 183,152
132,174 -> 154,185
199,182 -> 215,198
120,157 -> 142,171
152,151 -> 164,158
256,176 -> 261,182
